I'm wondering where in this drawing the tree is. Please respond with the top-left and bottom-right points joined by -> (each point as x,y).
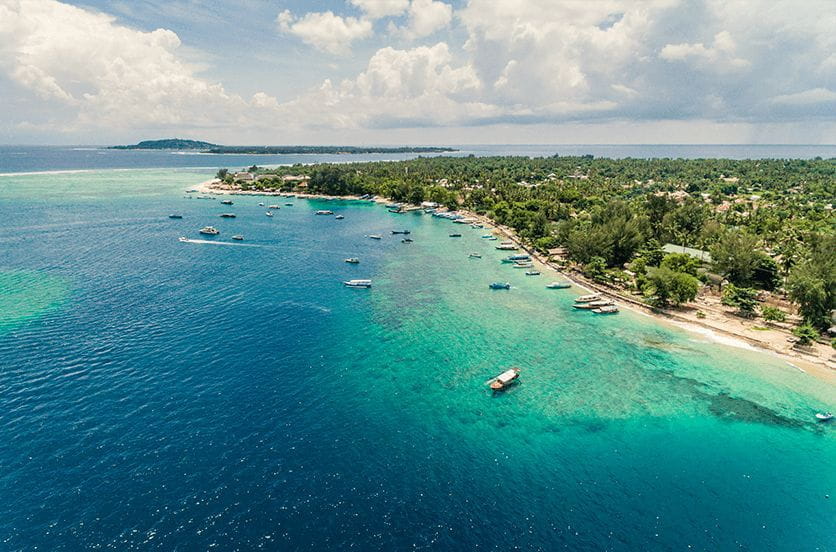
710,231 -> 759,286
644,267 -> 700,307
660,252 -> 701,276
721,284 -> 759,318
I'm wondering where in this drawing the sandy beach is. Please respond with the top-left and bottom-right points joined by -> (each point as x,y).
194,178 -> 835,383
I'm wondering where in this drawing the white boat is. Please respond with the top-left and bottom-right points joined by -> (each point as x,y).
344,279 -> 372,288
815,412 -> 833,421
199,226 -> 219,235
575,293 -> 601,303
489,368 -> 520,391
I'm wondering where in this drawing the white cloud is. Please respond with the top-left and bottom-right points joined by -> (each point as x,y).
393,0 -> 453,40
660,31 -> 750,71
770,88 -> 836,105
276,10 -> 372,55
349,0 -> 409,19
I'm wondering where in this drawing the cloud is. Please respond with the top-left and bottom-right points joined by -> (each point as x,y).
660,31 -> 750,71
276,10 -> 372,55
349,0 -> 409,19
392,0 -> 453,40
0,0 -> 273,133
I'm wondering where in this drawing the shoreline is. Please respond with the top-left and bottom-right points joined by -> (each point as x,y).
193,178 -> 835,383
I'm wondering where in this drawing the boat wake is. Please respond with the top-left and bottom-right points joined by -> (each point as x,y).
178,238 -> 262,247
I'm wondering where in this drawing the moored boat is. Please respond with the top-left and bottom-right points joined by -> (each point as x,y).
489,282 -> 511,289
344,279 -> 372,288
345,258 -> 360,264
199,226 -> 219,235
489,368 -> 520,391
546,281 -> 572,289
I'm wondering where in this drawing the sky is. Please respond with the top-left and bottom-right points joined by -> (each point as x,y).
1,0 -> 835,145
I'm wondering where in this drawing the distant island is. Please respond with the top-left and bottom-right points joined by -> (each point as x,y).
109,139 -> 457,154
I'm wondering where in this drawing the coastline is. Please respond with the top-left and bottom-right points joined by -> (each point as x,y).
193,178 -> 835,383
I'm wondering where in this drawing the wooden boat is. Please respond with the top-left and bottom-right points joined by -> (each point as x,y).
489,282 -> 511,290
546,282 -> 571,289
592,305 -> 619,314
489,368 -> 520,391
574,293 -> 601,303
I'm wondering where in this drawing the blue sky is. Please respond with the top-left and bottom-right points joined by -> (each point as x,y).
1,0 -> 835,145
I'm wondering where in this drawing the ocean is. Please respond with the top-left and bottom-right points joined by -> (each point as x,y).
0,148 -> 834,550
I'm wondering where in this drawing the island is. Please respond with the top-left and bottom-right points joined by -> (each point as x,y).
109,139 -> 457,154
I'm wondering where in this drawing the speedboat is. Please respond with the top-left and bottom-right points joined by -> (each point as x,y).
525,270 -> 540,276
168,214 -> 183,219
489,368 -> 520,391
368,234 -> 382,239
231,235 -> 244,241
344,279 -> 372,288
815,412 -> 833,421
489,282 -> 511,290
546,281 -> 572,289
199,226 -> 219,235
345,258 -> 360,264
335,215 -> 345,220
219,213 -> 236,218
449,233 -> 462,237
265,211 -> 273,217
469,253 -> 482,258
220,199 -> 233,205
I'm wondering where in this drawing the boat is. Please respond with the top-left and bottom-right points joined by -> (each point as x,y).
592,305 -> 619,314
489,282 -> 511,290
489,368 -> 520,391
391,230 -> 410,235
525,270 -> 540,276
168,214 -> 183,219
546,281 -> 572,289
815,412 -> 833,421
316,210 -> 334,215
268,205 -> 280,209
469,253 -> 482,258
219,213 -> 236,218
265,211 -> 273,217
449,233 -> 462,237
575,293 -> 601,303
199,226 -> 219,235
574,300 -> 614,310
335,215 -> 345,220
220,199 -> 233,205
231,235 -> 244,241
401,238 -> 414,243
368,234 -> 382,239
344,279 -> 372,288
345,258 -> 360,264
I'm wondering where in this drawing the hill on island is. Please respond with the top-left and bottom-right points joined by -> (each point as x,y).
110,139 -> 457,154
110,139 -> 218,150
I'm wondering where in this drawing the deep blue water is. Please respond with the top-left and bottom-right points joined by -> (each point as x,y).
0,157 -> 834,551
1,144 -> 835,174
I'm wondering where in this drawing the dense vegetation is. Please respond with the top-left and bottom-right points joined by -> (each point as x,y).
221,155 -> 835,333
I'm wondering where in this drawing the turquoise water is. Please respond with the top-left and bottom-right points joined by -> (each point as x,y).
0,167 -> 833,550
